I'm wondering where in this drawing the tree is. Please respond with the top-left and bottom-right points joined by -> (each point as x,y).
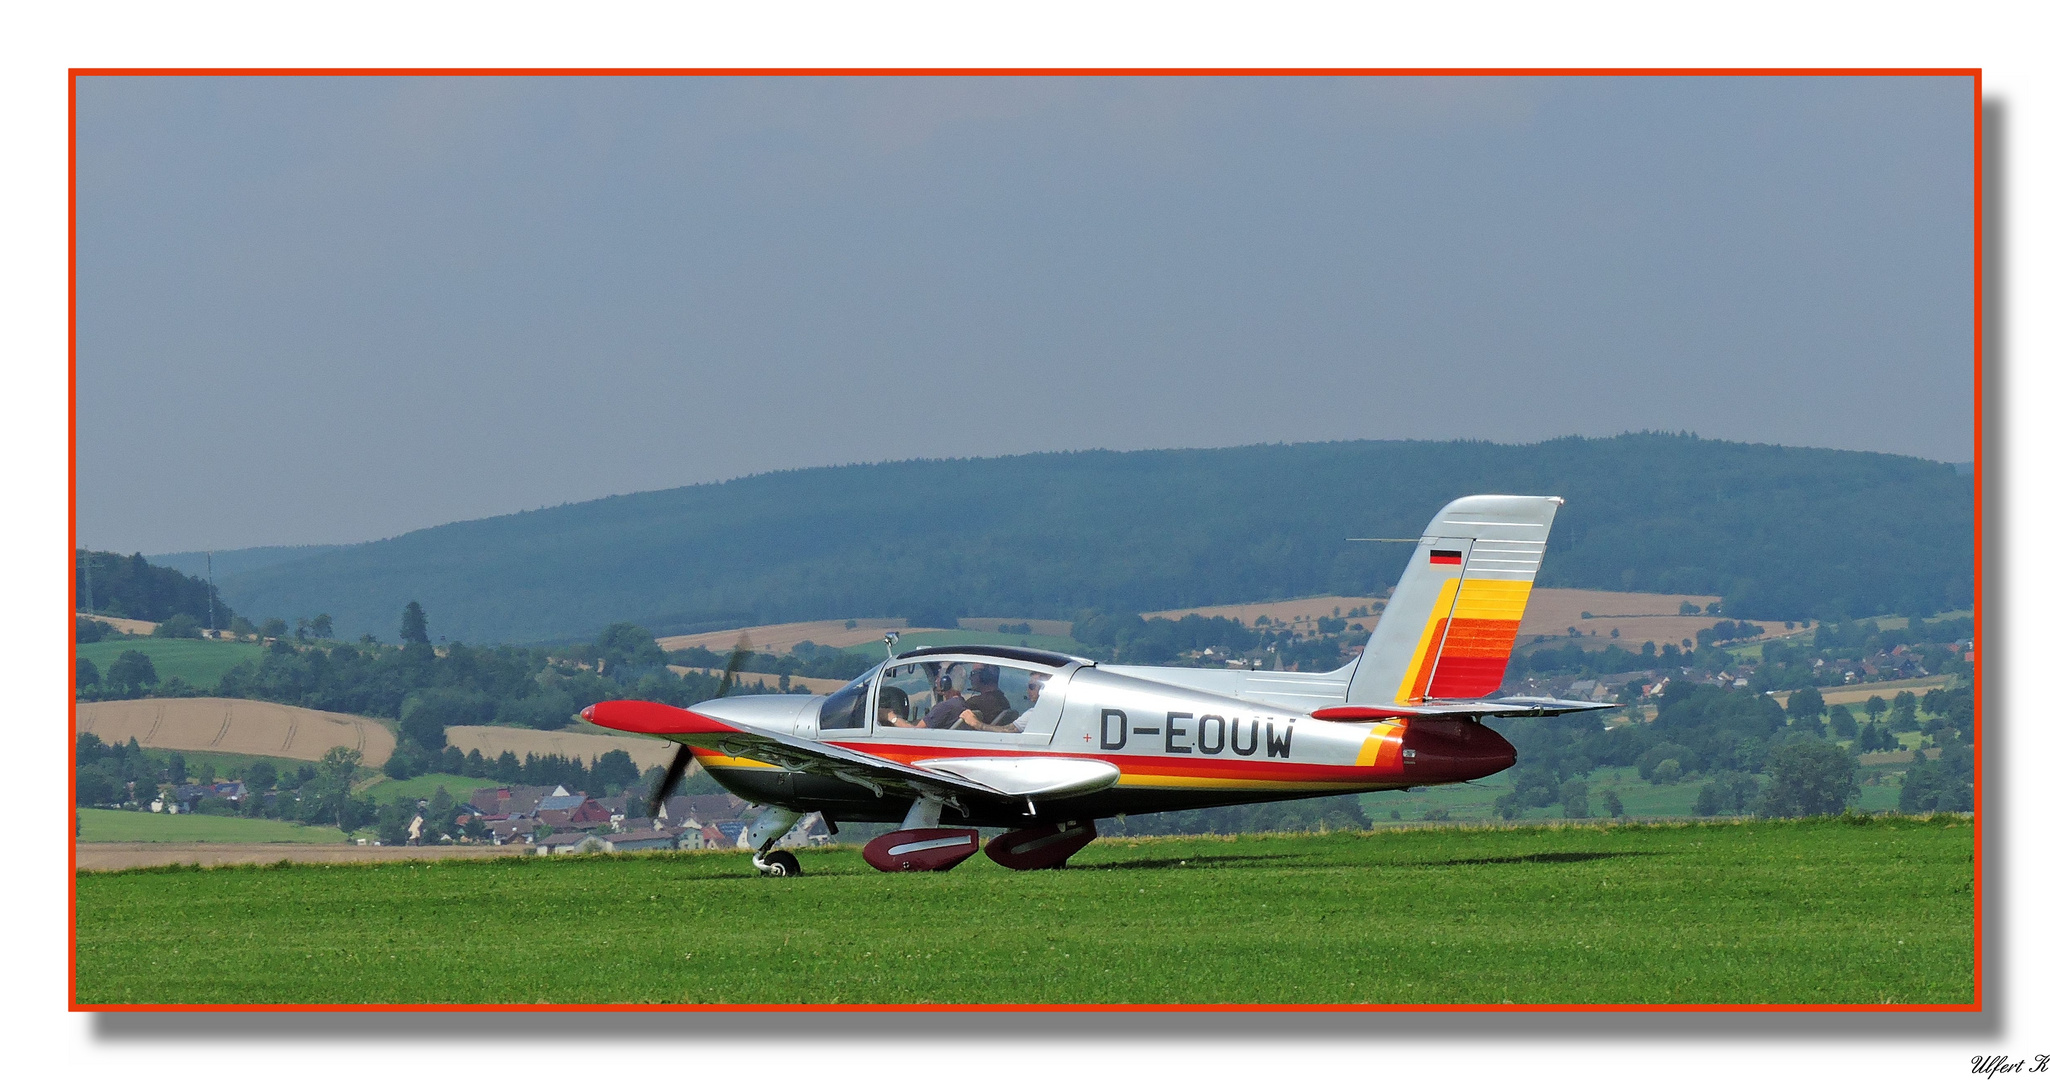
1786,687 -> 1825,724
76,657 -> 100,690
260,618 -> 289,640
400,601 -> 431,647
1559,779 -> 1590,819
1756,741 -> 1859,818
107,650 -> 158,694
1889,691 -> 1921,733
153,613 -> 202,639
1828,704 -> 1859,738
229,616 -> 257,639
1864,695 -> 1888,723
1603,790 -> 1625,818
310,614 -> 334,639
375,799 -> 417,846
425,786 -> 458,842
244,761 -> 278,793
300,747 -> 364,829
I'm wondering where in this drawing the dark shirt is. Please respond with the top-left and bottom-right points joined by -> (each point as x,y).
963,690 -> 1013,726
924,697 -> 969,729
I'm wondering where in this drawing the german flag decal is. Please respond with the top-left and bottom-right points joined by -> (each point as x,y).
1429,549 -> 1462,565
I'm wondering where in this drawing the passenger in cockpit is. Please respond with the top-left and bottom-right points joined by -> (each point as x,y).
957,664 -> 1019,732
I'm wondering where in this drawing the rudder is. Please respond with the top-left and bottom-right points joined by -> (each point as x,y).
1347,495 -> 1562,705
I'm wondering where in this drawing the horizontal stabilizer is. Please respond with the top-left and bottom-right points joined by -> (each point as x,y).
1312,696 -> 1616,721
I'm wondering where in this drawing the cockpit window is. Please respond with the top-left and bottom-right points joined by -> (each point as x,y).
818,669 -> 875,730
876,660 -> 1061,734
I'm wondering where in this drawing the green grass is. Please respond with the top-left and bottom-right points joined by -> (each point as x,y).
1364,766 -> 1715,824
842,630 -> 1089,660
78,638 -> 264,691
74,816 -> 1974,1005
358,773 -> 490,803
160,750 -> 311,782
76,808 -> 348,844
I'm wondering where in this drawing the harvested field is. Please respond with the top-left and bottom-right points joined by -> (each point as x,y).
1147,594 -> 1386,631
669,667 -> 847,694
1515,587 -> 1805,649
75,842 -> 533,872
658,618 -> 942,655
1146,588 -> 1762,650
444,725 -> 675,771
77,612 -> 158,635
1769,676 -> 1952,710
75,697 -> 395,767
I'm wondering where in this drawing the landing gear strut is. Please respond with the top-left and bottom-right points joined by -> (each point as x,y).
747,805 -> 802,877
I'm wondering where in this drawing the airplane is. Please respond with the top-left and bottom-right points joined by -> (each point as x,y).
583,494 -> 1613,876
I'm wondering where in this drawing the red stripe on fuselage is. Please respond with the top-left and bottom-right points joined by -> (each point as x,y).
840,740 -> 1399,784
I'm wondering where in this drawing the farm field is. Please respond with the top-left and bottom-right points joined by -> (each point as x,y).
443,725 -> 675,772
657,618 -> 940,655
74,817 -> 1974,1005
1143,588 -> 1789,651
357,772 -> 490,803
76,843 -> 530,872
841,629 -> 1089,660
668,667 -> 848,694
75,808 -> 348,844
77,638 -> 265,691
76,697 -> 395,766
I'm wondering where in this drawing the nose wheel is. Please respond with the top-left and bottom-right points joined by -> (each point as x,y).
754,849 -> 801,877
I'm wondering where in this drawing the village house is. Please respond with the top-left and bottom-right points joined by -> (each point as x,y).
600,829 -> 677,854
535,831 -> 604,855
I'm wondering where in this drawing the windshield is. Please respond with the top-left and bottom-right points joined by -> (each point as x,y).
817,663 -> 881,730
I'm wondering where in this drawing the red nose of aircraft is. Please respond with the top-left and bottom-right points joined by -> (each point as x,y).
1401,718 -> 1517,783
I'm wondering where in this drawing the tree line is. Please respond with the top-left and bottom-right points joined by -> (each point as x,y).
76,550 -> 234,627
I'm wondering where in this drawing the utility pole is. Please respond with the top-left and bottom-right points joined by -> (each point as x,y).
206,551 -> 215,635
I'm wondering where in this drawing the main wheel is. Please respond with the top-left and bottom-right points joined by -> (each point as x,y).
759,850 -> 801,877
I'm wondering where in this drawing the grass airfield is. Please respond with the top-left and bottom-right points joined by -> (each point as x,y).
75,816 -> 1973,1007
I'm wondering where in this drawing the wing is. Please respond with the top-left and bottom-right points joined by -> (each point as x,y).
584,699 -> 1117,805
1310,696 -> 1617,721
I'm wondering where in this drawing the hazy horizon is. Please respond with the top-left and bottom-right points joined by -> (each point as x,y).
128,432 -> 1972,559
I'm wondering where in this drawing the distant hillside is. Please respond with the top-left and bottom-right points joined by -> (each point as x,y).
214,435 -> 1974,645
76,550 -> 234,627
149,545 -> 346,581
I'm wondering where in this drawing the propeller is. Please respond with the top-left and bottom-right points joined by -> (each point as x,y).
647,632 -> 753,817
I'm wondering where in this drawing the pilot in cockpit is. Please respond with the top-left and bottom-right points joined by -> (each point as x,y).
921,666 -> 971,729
876,685 -> 915,727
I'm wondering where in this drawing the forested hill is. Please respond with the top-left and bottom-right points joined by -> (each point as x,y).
213,435 -> 1973,645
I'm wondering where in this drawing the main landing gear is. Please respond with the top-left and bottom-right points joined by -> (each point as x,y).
860,798 -> 1099,873
985,819 -> 1096,870
862,796 -> 980,872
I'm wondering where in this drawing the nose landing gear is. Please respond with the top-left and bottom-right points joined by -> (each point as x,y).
746,806 -> 803,877
753,849 -> 801,877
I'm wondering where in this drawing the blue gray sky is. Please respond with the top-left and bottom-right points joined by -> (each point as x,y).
74,75 -> 1976,555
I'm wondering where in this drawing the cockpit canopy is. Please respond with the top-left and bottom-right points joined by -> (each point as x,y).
817,645 -> 1088,735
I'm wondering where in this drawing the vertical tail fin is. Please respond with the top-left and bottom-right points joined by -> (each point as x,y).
1347,495 -> 1563,705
